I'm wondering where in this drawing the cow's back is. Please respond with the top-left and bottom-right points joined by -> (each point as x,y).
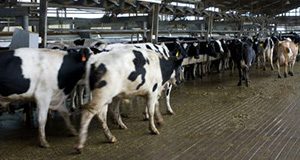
88,48 -> 163,98
0,48 -> 65,100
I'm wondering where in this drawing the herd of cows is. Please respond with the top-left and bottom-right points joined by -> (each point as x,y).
0,33 -> 299,153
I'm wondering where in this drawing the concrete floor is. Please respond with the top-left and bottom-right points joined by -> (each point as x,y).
0,64 -> 300,160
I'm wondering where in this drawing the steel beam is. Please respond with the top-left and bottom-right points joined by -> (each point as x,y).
0,8 -> 29,17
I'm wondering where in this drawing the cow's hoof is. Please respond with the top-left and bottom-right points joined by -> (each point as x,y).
156,120 -> 164,126
284,73 -> 287,78
39,141 -> 50,148
119,124 -> 128,130
68,130 -> 78,137
142,112 -> 149,121
109,136 -> 117,143
278,75 -> 282,78
245,82 -> 249,87
73,146 -> 82,154
288,72 -> 294,76
166,110 -> 175,115
150,129 -> 160,135
237,82 -> 242,86
263,67 -> 266,71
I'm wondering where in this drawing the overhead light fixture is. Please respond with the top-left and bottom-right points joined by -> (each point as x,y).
285,0 -> 291,5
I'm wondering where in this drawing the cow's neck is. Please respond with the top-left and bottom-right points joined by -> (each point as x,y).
58,54 -> 86,95
159,57 -> 180,85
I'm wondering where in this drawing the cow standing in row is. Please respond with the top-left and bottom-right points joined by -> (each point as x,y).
74,45 -> 185,152
276,39 -> 299,78
253,37 -> 275,70
0,48 -> 92,147
96,41 -> 186,121
228,38 -> 256,87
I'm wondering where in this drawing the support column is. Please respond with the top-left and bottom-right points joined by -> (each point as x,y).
153,4 -> 159,44
22,15 -> 29,31
205,14 -> 213,40
39,0 -> 48,48
237,20 -> 243,38
147,4 -> 159,43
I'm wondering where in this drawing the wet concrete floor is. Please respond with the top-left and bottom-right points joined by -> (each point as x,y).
0,64 -> 300,160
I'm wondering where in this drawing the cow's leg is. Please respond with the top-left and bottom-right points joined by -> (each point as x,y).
111,98 -> 127,129
237,65 -> 242,86
244,67 -> 250,87
231,60 -> 235,75
165,84 -> 174,115
155,101 -> 164,126
192,64 -> 197,79
70,89 -> 77,111
79,85 -> 85,106
36,95 -> 51,148
96,104 -> 117,143
199,63 -> 203,79
57,106 -> 77,136
284,61 -> 288,78
147,95 -> 159,135
289,61 -> 295,76
263,50 -> 267,71
143,106 -> 149,120
183,66 -> 188,80
270,50 -> 274,70
256,54 -> 260,69
225,58 -> 229,70
75,108 -> 95,152
277,60 -> 282,78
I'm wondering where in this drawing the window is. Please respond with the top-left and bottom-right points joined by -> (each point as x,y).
205,7 -> 220,13
276,7 -> 300,17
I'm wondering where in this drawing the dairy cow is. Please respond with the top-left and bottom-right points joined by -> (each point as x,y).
276,39 -> 299,78
74,46 -> 184,152
89,42 -> 185,129
0,48 -> 91,147
228,38 -> 256,87
253,37 -> 274,70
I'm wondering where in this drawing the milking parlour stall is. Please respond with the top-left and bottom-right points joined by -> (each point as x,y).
0,0 -> 300,159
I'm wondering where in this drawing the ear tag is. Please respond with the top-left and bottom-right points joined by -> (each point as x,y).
81,54 -> 87,62
206,44 -> 208,47
176,51 -> 180,57
259,43 -> 263,47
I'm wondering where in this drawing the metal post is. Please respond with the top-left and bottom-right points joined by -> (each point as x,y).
147,10 -> 153,42
238,20 -> 243,38
146,4 -> 159,43
205,15 -> 213,40
153,4 -> 159,44
39,0 -> 48,48
143,21 -> 147,42
22,15 -> 29,31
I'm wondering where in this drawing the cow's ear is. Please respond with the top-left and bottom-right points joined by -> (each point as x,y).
90,47 -> 101,54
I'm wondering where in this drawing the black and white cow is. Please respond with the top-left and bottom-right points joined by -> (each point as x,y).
74,46 -> 184,152
0,48 -> 91,147
92,42 -> 186,129
253,37 -> 274,70
228,38 -> 256,87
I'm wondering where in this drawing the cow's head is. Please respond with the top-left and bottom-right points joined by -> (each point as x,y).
167,56 -> 185,86
215,40 -> 224,54
206,41 -> 217,57
167,40 -> 188,59
186,42 -> 200,59
67,48 -> 92,63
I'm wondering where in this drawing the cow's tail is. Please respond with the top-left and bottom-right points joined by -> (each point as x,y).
85,59 -> 92,103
